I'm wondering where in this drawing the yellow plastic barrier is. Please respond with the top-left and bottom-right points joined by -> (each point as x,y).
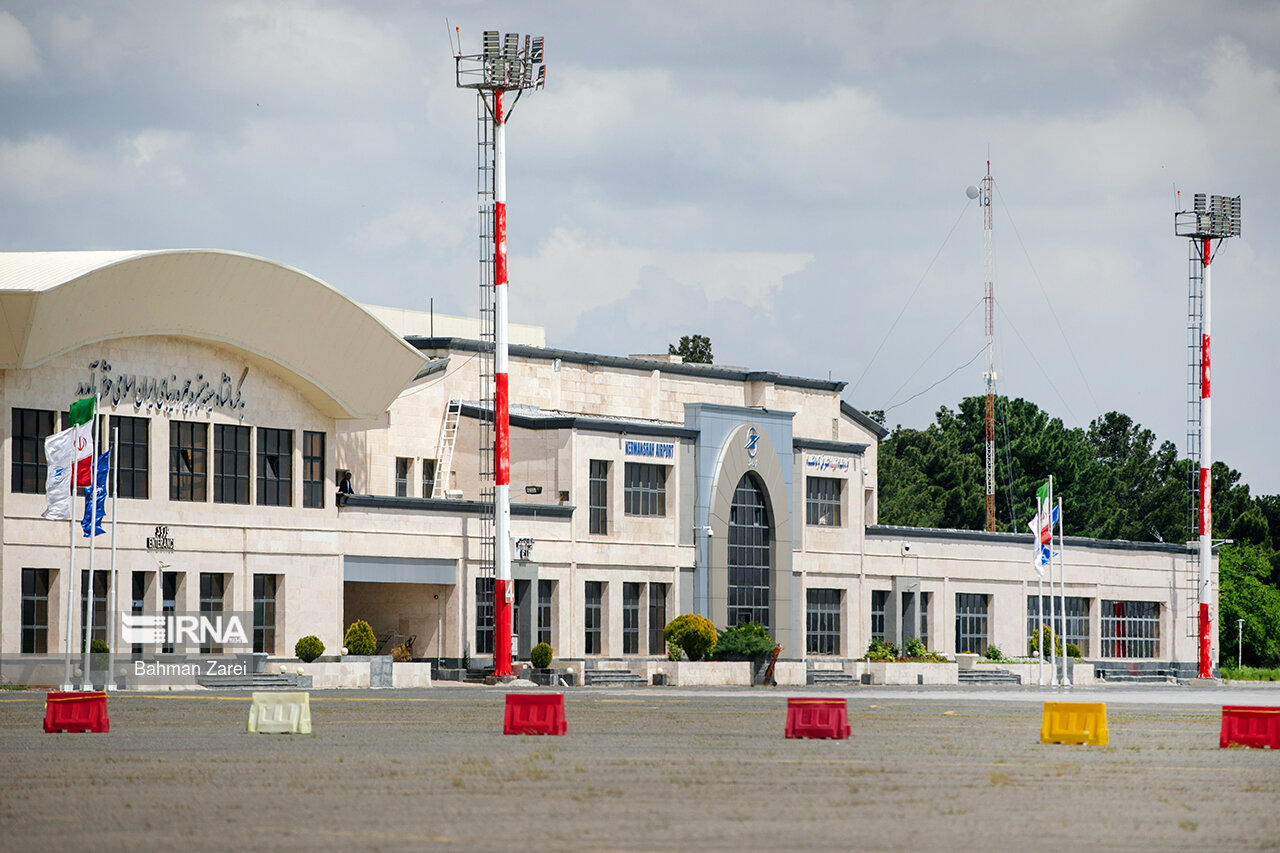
247,692 -> 312,734
1040,701 -> 1107,745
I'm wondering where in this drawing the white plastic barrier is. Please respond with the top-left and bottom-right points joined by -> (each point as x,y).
248,692 -> 312,734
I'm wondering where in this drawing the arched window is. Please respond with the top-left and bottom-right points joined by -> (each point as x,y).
727,473 -> 771,629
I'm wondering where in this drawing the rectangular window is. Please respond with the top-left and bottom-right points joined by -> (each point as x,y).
920,592 -> 930,649
162,571 -> 179,654
214,424 -> 250,504
199,573 -> 225,654
11,408 -> 56,494
21,568 -> 51,654
303,431 -> 325,508
80,569 -> 109,648
1027,596 -> 1091,656
169,421 -> 208,502
131,571 -> 147,658
584,581 -> 603,654
475,577 -> 494,655
111,415 -> 149,499
871,590 -> 888,641
805,477 -> 842,526
648,583 -> 668,655
422,458 -> 437,498
623,582 -> 642,654
624,462 -> 667,517
955,593 -> 990,654
589,460 -> 608,535
253,574 -> 277,655
537,579 -> 554,646
256,427 -> 293,506
1101,600 -> 1160,659
806,588 -> 841,655
395,457 -> 411,497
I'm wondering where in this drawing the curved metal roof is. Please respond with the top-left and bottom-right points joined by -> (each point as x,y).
0,249 -> 427,419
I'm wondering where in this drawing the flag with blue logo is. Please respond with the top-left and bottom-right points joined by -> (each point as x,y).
81,450 -> 110,537
1027,480 -> 1058,576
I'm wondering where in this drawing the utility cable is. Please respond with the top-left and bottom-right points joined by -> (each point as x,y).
884,344 -> 987,416
884,297 -> 983,409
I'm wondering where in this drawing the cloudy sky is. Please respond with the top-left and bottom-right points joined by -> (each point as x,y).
2,1 -> 1277,497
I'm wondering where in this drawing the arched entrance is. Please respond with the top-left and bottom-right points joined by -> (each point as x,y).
727,472 -> 771,629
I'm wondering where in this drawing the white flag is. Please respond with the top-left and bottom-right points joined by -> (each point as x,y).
41,427 -> 75,520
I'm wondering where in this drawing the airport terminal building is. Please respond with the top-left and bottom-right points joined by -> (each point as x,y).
0,250 -> 1212,677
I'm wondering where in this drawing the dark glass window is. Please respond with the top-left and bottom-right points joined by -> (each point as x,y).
584,581 -> 603,654
395,457 -> 410,497
303,431 -> 325,508
254,574 -> 277,654
421,458 -> 437,498
955,593 -> 990,654
169,421 -> 208,501
199,573 -> 225,654
110,415 -> 149,498
806,588 -> 841,655
624,463 -> 666,517
213,424 -> 250,504
623,582 -> 642,654
162,572 -> 179,654
1028,595 -> 1091,656
12,408 -> 56,494
1101,600 -> 1159,659
131,571 -> 147,658
589,460 -> 608,535
475,577 -> 494,655
871,590 -> 888,641
727,474 -> 770,629
805,476 -> 842,526
80,569 -> 109,648
648,583 -> 668,655
537,579 -> 554,646
920,592 -> 930,649
21,568 -> 51,654
256,428 -> 292,507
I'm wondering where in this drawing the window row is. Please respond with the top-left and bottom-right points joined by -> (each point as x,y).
20,567 -> 280,655
394,457 -> 438,498
11,409 -> 326,508
588,461 -> 669,535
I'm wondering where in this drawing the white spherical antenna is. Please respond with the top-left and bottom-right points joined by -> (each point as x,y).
965,185 -> 980,200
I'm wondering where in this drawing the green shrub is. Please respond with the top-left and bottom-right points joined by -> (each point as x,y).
530,642 -> 553,669
343,620 -> 377,656
983,645 -> 1005,661
1065,642 -> 1082,659
904,638 -> 927,658
666,641 -> 683,662
711,622 -> 775,661
865,637 -> 899,661
294,635 -> 325,662
1028,625 -> 1062,657
90,638 -> 110,654
663,614 -> 718,661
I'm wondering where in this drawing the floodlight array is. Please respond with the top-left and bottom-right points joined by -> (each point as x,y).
1176,193 -> 1242,239
456,29 -> 547,92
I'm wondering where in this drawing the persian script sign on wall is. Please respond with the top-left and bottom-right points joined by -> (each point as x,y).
147,526 -> 175,552
76,360 -> 249,416
805,454 -> 850,474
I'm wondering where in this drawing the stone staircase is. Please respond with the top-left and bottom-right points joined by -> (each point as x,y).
583,669 -> 647,687
196,671 -> 300,690
807,669 -> 857,686
958,668 -> 1022,685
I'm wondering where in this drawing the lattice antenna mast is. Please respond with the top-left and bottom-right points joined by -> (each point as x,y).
1175,192 -> 1241,680
456,29 -> 545,679
980,164 -> 997,531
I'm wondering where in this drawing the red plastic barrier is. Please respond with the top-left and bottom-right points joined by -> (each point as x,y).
503,692 -> 567,736
1220,705 -> 1280,749
785,697 -> 850,740
44,691 -> 110,734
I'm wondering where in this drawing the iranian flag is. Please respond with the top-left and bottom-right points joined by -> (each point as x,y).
69,397 -> 95,486
1034,480 -> 1052,548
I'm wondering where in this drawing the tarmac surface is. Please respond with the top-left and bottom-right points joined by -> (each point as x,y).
1,683 -> 1278,852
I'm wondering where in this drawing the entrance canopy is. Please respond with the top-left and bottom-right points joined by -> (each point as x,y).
0,250 -> 427,419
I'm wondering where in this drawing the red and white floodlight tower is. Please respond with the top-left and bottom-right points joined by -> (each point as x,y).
457,30 -> 545,677
1175,193 -> 1241,679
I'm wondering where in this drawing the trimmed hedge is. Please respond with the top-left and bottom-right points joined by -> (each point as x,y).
295,635 -> 325,662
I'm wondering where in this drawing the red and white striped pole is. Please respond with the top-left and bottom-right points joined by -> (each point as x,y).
1197,237 -> 1213,679
491,88 -> 514,677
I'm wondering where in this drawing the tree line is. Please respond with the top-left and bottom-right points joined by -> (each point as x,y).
871,396 -> 1280,666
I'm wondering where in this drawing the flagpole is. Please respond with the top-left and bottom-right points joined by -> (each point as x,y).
63,435 -> 77,691
1056,496 -> 1070,687
81,404 -> 100,690
105,426 -> 119,691
1047,476 -> 1058,687
1037,572 -> 1045,687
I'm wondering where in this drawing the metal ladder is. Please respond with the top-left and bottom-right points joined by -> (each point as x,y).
1184,239 -> 1204,636
431,399 -> 462,499
474,91 -> 497,655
